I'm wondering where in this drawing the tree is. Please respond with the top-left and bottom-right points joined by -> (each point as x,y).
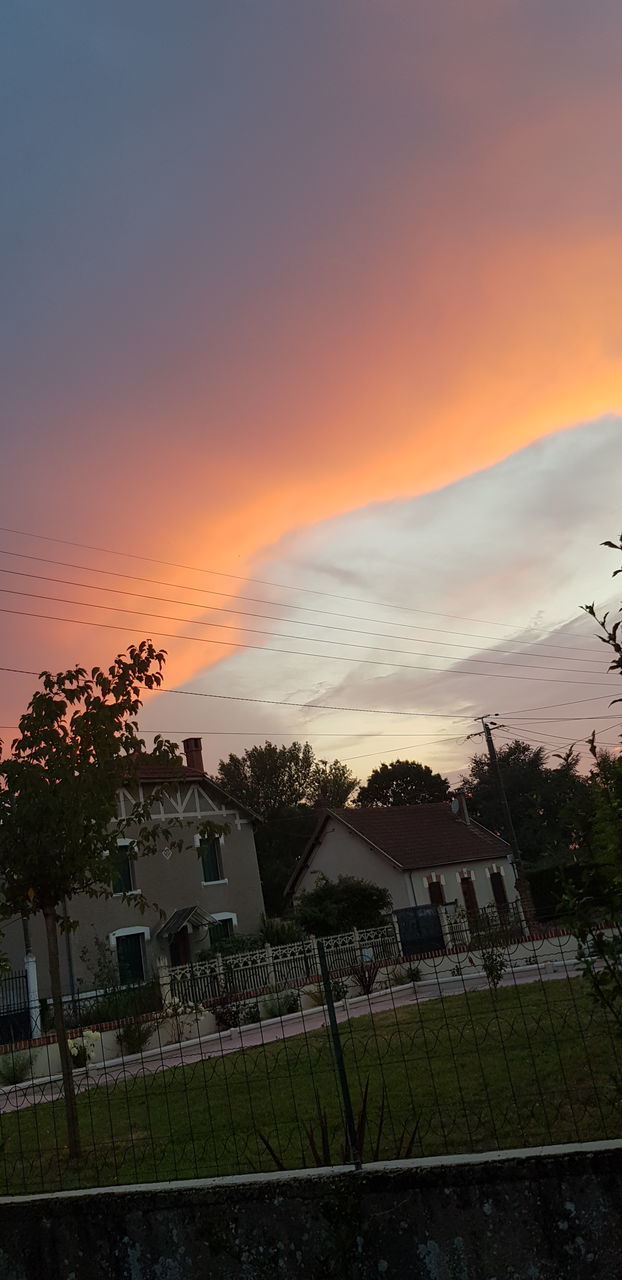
357,759 -> 450,808
463,739 -> 591,866
214,741 -> 358,816
215,743 -> 358,914
0,641 -> 188,1159
293,874 -> 392,936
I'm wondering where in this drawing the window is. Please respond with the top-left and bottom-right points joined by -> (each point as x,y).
200,836 -> 223,883
111,852 -> 134,896
428,881 -> 445,907
209,917 -> 234,946
116,933 -> 145,984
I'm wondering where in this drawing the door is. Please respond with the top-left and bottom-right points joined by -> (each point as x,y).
461,876 -> 478,915
116,933 -> 145,985
428,881 -> 445,906
169,927 -> 191,968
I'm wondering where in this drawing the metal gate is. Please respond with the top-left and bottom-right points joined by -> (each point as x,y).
395,905 -> 445,956
0,971 -> 29,1045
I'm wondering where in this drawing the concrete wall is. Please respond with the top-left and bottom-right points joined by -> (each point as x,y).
0,1143 -> 621,1279
2,780 -> 265,998
295,819 -> 518,912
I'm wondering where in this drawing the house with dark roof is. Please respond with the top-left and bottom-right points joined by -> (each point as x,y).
1,738 -> 265,996
286,801 -> 518,919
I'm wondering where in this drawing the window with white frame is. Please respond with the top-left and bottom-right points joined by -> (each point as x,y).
198,834 -> 225,883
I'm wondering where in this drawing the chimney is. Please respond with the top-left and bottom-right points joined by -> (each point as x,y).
183,737 -> 204,773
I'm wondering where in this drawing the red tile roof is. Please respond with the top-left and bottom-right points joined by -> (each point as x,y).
287,802 -> 509,894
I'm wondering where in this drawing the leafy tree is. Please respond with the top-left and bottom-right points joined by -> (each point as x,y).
215,741 -> 357,816
357,759 -> 449,808
215,743 -> 358,914
564,535 -> 622,1033
0,641 -> 189,1158
463,739 -> 591,866
293,874 -> 392,936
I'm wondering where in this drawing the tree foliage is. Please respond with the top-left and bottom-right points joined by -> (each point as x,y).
357,759 -> 449,808
462,739 -> 591,866
293,874 -> 392,936
215,741 -> 358,817
565,535 -> 622,1034
0,641 -> 190,1157
215,742 -> 358,914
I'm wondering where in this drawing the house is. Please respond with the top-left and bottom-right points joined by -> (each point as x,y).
1,738 -> 265,997
286,800 -> 519,926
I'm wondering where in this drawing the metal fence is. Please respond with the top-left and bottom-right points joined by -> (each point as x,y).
0,971 -> 29,1046
0,919 -> 620,1197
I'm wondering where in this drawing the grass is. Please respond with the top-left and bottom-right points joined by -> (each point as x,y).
0,975 -> 620,1195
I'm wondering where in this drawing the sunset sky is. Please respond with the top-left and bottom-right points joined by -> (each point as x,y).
1,1 -> 621,784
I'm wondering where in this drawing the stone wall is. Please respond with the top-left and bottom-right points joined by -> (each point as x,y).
0,1142 -> 621,1279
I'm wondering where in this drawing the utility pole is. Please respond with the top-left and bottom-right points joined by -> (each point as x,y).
477,716 -> 533,925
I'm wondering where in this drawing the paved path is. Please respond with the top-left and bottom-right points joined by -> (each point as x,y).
0,960 -> 579,1114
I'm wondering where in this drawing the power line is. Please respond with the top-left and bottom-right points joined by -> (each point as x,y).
0,584 -> 609,677
342,735 -> 466,762
0,542 -> 601,660
0,670 -> 470,721
0,603 -> 617,689
0,523 -> 594,637
0,561 -> 603,664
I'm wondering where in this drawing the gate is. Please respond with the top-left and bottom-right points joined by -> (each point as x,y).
395,905 -> 445,956
0,971 -> 30,1045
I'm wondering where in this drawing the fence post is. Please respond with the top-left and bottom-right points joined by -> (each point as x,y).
156,954 -> 173,1008
25,953 -> 41,1040
317,939 -> 361,1170
264,942 -> 276,989
391,912 -> 402,957
437,906 -> 453,951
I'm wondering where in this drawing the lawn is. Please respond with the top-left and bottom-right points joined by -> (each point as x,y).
1,975 -> 620,1195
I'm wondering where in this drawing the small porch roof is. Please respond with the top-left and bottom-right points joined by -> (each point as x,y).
156,906 -> 215,939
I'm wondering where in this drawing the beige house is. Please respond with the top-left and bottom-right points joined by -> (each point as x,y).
287,801 -> 518,929
2,738 -> 265,997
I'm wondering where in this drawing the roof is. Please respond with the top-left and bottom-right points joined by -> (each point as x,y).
156,905 -> 215,939
122,756 -> 260,821
286,802 -> 510,895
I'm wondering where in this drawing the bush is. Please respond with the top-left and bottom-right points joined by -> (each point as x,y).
0,1051 -> 32,1086
260,916 -> 304,946
304,979 -> 348,1007
69,981 -> 162,1029
480,944 -> 507,991
261,989 -> 300,1020
211,993 -> 260,1031
116,1018 -> 157,1057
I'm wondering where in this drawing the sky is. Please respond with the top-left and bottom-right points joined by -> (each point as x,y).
1,1 -> 621,785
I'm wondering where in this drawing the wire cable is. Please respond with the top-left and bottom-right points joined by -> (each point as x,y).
0,584 -> 609,677
0,602 -> 617,688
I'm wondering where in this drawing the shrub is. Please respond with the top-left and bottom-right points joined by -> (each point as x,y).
0,1051 -> 32,1086
67,1028 -> 101,1069
211,993 -> 259,1031
407,964 -> 422,983
349,960 -> 382,996
262,989 -> 300,1020
304,978 -> 348,1006
480,943 -> 507,991
260,916 -> 304,946
116,1018 -> 157,1057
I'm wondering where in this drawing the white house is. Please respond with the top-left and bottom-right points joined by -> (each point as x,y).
287,800 -> 519,919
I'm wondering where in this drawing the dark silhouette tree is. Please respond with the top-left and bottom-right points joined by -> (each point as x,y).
357,759 -> 449,808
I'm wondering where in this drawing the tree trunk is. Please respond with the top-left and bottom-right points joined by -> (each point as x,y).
43,906 -> 81,1160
